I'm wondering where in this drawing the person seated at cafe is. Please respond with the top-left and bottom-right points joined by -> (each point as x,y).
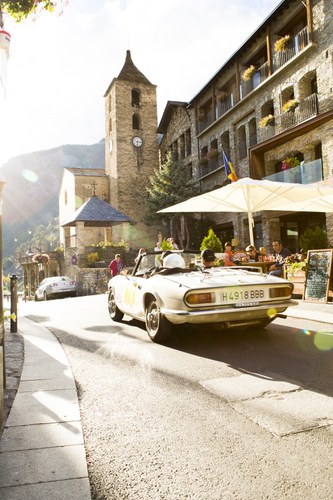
224,242 -> 236,266
201,249 -> 216,268
245,245 -> 259,262
269,240 -> 291,277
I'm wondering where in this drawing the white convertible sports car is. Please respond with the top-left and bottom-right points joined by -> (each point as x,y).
107,251 -> 297,343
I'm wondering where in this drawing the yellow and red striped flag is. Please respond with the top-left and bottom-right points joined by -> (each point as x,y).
223,150 -> 238,182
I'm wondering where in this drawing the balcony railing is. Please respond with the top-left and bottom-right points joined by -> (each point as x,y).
258,93 -> 318,143
240,61 -> 269,99
198,152 -> 224,178
197,111 -> 213,133
272,26 -> 309,71
278,93 -> 318,132
216,94 -> 234,119
263,159 -> 323,184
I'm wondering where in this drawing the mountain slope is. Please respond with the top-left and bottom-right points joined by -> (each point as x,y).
1,141 -> 105,258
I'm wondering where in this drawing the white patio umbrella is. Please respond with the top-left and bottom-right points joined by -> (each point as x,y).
158,177 -> 333,246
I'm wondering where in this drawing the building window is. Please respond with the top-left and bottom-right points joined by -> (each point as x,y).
238,125 -> 247,159
220,131 -> 230,157
132,113 -> 140,130
132,88 -> 140,107
185,129 -> 191,156
249,118 -> 257,146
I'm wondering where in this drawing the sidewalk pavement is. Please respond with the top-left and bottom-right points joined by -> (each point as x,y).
0,299 -> 332,500
285,298 -> 333,326
0,316 -> 91,500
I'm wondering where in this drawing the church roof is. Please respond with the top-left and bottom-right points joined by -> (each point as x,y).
104,50 -> 154,96
61,195 -> 132,227
65,168 -> 106,177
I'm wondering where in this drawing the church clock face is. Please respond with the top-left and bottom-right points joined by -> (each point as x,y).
132,136 -> 143,148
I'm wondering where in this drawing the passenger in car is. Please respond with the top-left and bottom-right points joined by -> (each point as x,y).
201,249 -> 216,268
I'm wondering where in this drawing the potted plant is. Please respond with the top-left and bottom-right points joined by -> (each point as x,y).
299,226 -> 328,252
242,65 -> 256,81
207,148 -> 218,160
32,253 -> 50,264
86,252 -> 101,267
274,34 -> 290,52
281,156 -> 300,170
285,257 -> 308,296
259,114 -> 274,128
200,156 -> 208,166
218,91 -> 228,102
198,110 -> 205,121
282,98 -> 299,113
200,228 -> 223,253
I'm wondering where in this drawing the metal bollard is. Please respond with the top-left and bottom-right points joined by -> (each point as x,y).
10,274 -> 18,333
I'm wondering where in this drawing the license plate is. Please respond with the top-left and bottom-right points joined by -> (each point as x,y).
220,287 -> 268,304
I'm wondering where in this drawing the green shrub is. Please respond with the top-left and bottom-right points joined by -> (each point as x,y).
161,239 -> 173,251
299,226 -> 328,253
200,228 -> 223,253
87,252 -> 100,264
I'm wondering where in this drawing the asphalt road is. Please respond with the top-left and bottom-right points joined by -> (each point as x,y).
19,296 -> 333,500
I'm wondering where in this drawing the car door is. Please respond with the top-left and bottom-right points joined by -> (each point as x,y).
121,275 -> 146,319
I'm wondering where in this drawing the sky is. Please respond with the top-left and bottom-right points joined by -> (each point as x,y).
0,0 -> 282,167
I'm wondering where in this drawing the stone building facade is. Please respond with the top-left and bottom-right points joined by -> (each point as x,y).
53,52 -> 161,291
158,0 -> 333,252
59,167 -> 110,249
104,50 -> 160,248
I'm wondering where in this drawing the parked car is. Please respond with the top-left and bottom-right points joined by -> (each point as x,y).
107,251 -> 297,343
35,276 -> 77,301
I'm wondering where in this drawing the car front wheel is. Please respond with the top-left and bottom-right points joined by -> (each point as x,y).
108,289 -> 124,322
145,298 -> 171,343
44,291 -> 49,301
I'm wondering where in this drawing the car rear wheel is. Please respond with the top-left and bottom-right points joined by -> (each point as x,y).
108,289 -> 124,322
145,298 -> 171,343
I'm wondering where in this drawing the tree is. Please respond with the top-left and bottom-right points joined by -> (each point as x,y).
200,228 -> 223,253
145,153 -> 200,249
0,1 -> 67,23
299,226 -> 328,252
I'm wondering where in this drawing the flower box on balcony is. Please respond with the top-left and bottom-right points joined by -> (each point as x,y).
207,148 -> 218,160
282,99 -> 299,113
242,65 -> 256,81
218,91 -> 228,102
259,114 -> 274,128
274,34 -> 290,52
281,156 -> 301,170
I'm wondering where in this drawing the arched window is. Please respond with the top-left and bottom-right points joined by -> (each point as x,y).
132,89 -> 140,107
132,113 -> 140,130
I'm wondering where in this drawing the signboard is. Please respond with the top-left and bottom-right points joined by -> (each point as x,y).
303,249 -> 333,303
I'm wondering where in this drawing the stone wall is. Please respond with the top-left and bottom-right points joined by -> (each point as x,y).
75,268 -> 111,296
63,248 -> 138,296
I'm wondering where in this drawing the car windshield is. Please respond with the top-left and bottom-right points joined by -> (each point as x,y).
134,251 -> 199,276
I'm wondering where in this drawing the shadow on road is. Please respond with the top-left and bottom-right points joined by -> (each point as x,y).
25,312 -> 333,399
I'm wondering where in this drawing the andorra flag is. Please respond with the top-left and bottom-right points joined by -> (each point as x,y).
223,150 -> 238,182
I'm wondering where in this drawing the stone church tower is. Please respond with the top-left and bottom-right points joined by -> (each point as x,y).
104,50 -> 160,249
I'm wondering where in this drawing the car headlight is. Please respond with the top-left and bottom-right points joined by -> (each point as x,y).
269,286 -> 292,298
185,292 -> 216,305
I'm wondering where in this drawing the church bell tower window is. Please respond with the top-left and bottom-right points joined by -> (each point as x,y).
132,88 -> 140,107
132,113 -> 140,130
